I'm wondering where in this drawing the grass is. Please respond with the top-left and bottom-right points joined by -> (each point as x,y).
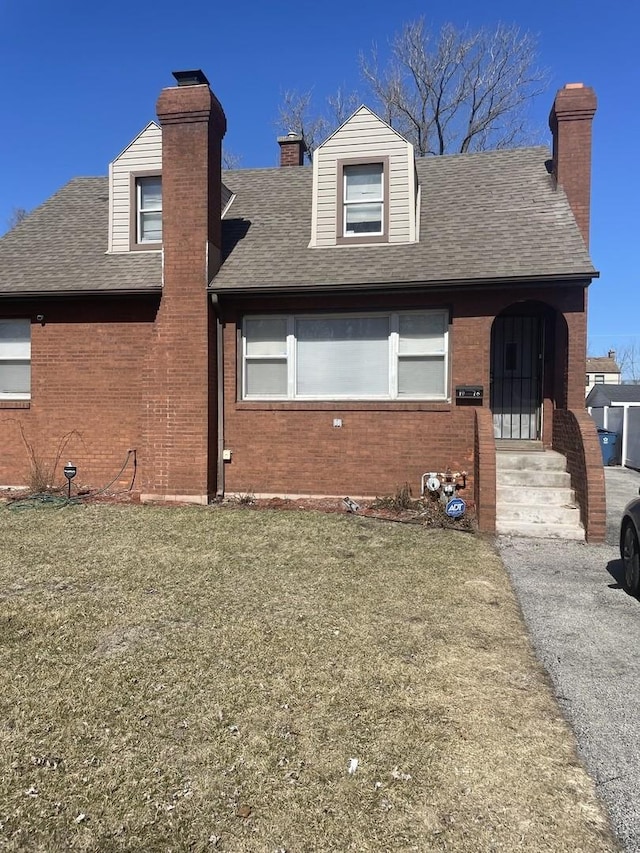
0,504 -> 618,852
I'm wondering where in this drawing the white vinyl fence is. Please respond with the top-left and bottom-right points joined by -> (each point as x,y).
627,408 -> 640,469
588,404 -> 640,469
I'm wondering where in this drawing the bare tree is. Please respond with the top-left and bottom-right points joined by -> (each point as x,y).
618,344 -> 640,384
276,88 -> 360,161
222,148 -> 243,170
278,19 -> 547,158
7,207 -> 28,231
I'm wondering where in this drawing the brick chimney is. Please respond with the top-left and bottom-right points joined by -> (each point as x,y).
278,132 -> 307,166
141,70 -> 226,503
548,83 -> 597,247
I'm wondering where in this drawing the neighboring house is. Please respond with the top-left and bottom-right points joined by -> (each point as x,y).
0,71 -> 606,540
587,384 -> 640,469
586,350 -> 621,395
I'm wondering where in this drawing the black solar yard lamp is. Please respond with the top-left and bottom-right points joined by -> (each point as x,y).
63,461 -> 77,499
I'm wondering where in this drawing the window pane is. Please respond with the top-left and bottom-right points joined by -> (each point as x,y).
398,314 -> 446,354
140,211 -> 162,242
297,316 -> 389,396
245,359 -> 287,396
345,203 -> 382,234
0,361 -> 30,394
344,164 -> 382,201
398,357 -> 445,397
245,318 -> 287,356
0,319 -> 30,358
139,177 -> 162,210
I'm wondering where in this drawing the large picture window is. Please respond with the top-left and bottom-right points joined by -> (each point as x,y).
242,311 -> 448,400
0,319 -> 31,399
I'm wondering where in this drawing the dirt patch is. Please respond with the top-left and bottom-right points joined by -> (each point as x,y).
1,487 -> 475,531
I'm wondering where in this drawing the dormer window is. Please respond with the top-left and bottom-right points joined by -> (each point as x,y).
344,164 -> 383,235
309,107 -> 416,248
337,158 -> 388,245
133,175 -> 162,248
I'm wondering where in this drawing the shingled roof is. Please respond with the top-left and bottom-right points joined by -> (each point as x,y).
0,178 -> 161,296
213,146 -> 597,294
0,146 -> 596,298
586,385 -> 640,406
586,356 -> 620,373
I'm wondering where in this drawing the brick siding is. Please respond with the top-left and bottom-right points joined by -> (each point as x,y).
0,297 -> 155,490
474,407 -> 496,533
552,407 -> 606,542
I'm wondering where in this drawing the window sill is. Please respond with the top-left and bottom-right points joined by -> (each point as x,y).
236,400 -> 451,412
129,242 -> 162,252
336,234 -> 388,246
0,400 -> 30,409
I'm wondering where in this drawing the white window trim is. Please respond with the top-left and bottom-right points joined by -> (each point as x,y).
136,176 -> 162,244
343,164 -> 384,238
242,310 -> 449,402
0,318 -> 31,400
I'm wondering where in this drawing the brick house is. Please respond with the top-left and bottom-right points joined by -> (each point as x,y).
0,71 -> 605,540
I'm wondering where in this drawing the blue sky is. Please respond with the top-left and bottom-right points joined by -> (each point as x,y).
0,0 -> 637,362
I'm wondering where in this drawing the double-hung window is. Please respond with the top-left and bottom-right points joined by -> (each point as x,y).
242,311 -> 448,400
0,319 -> 31,399
136,176 -> 162,244
343,163 -> 383,236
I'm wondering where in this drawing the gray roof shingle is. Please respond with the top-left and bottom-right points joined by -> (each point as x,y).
0,178 -> 161,296
587,385 -> 640,406
215,146 -> 596,293
0,146 -> 596,298
587,356 -> 620,373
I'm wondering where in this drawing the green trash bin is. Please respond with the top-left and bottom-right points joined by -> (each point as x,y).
597,429 -> 619,466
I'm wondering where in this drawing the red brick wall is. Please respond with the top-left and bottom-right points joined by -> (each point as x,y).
0,297 -> 156,490
552,408 -> 606,542
0,275 -> 590,519
219,284 -> 587,502
474,408 -> 496,534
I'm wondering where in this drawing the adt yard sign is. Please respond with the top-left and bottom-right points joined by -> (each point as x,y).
445,497 -> 466,518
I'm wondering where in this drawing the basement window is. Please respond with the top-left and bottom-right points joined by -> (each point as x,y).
242,311 -> 448,400
0,319 -> 31,399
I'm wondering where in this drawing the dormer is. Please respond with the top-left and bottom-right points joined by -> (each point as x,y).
108,121 -> 162,253
309,106 -> 419,248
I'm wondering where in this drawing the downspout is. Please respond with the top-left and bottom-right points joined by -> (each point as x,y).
211,293 -> 225,499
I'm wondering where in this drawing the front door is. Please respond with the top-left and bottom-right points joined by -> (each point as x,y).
491,315 -> 543,440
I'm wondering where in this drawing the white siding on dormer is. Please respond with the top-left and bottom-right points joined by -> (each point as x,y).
310,107 -> 417,247
108,122 -> 162,253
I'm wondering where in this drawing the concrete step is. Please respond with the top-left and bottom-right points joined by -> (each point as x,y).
497,484 -> 575,505
496,450 -> 567,472
496,501 -> 581,525
498,469 -> 571,488
497,519 -> 585,541
495,448 -> 583,540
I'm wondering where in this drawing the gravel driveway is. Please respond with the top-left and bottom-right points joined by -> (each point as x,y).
498,466 -> 640,852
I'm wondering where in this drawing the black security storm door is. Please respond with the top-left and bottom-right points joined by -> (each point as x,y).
491,315 -> 543,440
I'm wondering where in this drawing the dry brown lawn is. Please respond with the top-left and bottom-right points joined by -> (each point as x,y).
0,503 -> 619,852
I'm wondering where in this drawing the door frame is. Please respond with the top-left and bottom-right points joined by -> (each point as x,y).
490,313 -> 545,441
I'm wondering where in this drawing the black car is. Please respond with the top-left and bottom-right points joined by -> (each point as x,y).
621,491 -> 640,594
